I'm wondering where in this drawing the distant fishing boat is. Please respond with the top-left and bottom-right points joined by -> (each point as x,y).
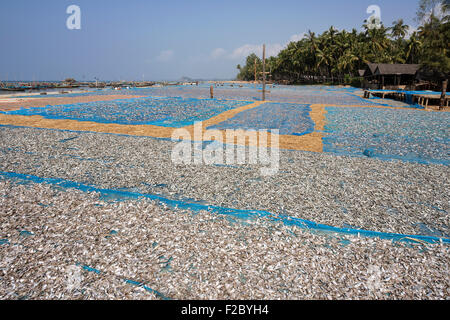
56,84 -> 81,89
0,86 -> 27,92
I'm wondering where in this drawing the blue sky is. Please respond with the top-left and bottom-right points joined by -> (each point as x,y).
0,0 -> 420,81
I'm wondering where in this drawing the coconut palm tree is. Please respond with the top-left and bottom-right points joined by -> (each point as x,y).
418,15 -> 450,74
405,32 -> 423,64
390,19 -> 410,40
337,50 -> 359,76
364,23 -> 391,63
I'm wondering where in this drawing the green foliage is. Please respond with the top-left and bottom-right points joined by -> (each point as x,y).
236,1 -> 449,86
416,0 -> 448,23
350,77 -> 363,88
236,54 -> 262,81
418,15 -> 450,76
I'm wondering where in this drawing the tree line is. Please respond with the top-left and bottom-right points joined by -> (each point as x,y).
236,0 -> 449,86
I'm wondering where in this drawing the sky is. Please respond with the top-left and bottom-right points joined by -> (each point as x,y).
0,0 -> 421,81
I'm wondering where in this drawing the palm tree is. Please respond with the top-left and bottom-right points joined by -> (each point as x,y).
364,23 -> 391,63
316,48 -> 332,79
405,32 -> 422,64
418,15 -> 450,73
337,50 -> 359,76
390,19 -> 410,40
236,10 -> 448,86
306,30 -> 317,51
416,0 -> 449,24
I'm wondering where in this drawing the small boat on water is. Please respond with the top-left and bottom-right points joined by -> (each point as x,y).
0,81 -> 49,92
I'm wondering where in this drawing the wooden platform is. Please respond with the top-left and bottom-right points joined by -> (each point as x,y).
363,90 -> 449,110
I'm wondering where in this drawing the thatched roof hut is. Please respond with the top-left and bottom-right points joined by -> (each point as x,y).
365,63 -> 379,77
374,64 -> 420,76
363,63 -> 421,89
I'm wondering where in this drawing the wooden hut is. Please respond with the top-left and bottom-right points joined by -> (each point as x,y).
362,63 -> 420,89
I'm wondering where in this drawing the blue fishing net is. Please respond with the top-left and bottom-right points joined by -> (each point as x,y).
323,106 -> 450,165
207,102 -> 315,136
8,85 -> 438,109
1,96 -> 251,128
1,170 -> 448,244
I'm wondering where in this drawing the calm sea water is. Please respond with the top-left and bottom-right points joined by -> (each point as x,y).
0,87 -> 96,96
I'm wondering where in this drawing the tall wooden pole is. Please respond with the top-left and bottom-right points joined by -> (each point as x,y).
440,79 -> 448,109
262,44 -> 266,101
254,59 -> 257,83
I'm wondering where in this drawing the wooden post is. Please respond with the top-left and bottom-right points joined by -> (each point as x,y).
210,85 -> 214,99
440,79 -> 448,109
254,59 -> 257,84
262,44 -> 266,101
